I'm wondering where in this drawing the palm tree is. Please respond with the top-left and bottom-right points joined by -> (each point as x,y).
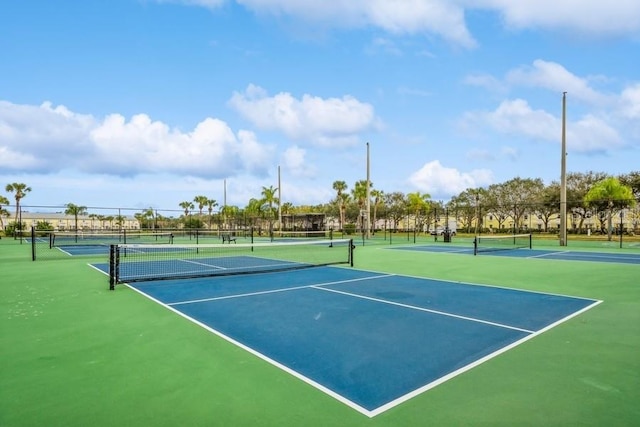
179,201 -> 195,229
206,198 -> 218,229
584,177 -> 636,241
179,201 -> 194,217
261,185 -> 279,234
65,203 -> 88,232
332,180 -> 348,231
0,195 -> 10,231
193,195 -> 209,218
370,189 -> 384,234
245,198 -> 264,232
5,182 -> 31,230
88,213 -> 100,231
351,180 -> 369,232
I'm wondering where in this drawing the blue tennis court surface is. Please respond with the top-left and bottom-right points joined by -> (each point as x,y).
91,259 -> 600,417
391,245 -> 640,264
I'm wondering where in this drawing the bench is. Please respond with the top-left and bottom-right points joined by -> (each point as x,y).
221,233 -> 236,244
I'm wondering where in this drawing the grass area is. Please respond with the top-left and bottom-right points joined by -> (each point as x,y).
1,237 -> 639,426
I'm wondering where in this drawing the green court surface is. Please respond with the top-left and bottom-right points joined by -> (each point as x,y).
1,236 -> 639,426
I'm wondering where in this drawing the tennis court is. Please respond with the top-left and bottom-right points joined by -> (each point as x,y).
3,236 -> 640,426
392,235 -> 640,265
91,241 -> 600,417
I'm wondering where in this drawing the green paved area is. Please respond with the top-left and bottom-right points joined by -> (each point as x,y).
1,236 -> 639,426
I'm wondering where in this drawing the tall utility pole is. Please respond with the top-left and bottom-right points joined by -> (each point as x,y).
278,165 -> 282,231
366,142 -> 371,239
560,92 -> 568,246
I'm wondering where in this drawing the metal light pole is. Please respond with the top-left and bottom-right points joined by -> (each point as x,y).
560,92 -> 568,246
620,211 -> 624,248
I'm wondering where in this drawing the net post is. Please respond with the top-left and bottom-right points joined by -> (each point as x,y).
349,239 -> 354,266
109,244 -> 119,290
473,237 -> 478,256
31,226 -> 36,261
529,233 -> 532,249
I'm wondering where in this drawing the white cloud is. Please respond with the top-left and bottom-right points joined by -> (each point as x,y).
160,0 -> 640,46
282,145 -> 316,178
408,160 -> 493,196
164,0 -> 476,47
0,100 -> 274,178
474,0 -> 640,37
506,60 -> 613,105
228,84 -> 379,147
463,73 -> 507,94
619,83 -> 640,119
462,98 -> 623,153
159,0 -> 226,8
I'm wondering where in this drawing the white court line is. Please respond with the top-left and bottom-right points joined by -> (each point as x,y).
167,273 -> 395,306
312,285 -> 535,334
529,251 -> 640,261
179,258 -> 228,269
528,251 -> 570,259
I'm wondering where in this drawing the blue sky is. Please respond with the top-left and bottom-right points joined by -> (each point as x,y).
1,0 -> 639,211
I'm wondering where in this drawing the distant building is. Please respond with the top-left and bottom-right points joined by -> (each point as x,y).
1,211 -> 140,232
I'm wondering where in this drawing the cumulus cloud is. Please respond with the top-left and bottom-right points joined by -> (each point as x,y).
164,0 -> 476,47
228,84 -> 379,147
461,98 -> 623,153
282,146 -> 316,178
506,60 -> 614,105
408,160 -> 493,196
160,0 -> 640,47
0,100 -> 274,178
619,83 -> 640,119
475,0 -> 640,37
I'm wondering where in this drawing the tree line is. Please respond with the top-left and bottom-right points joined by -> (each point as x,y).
2,171 -> 638,241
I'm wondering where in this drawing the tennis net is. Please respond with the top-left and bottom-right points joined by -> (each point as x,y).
109,238 -> 354,289
51,231 -> 173,248
474,233 -> 532,255
269,230 -> 333,242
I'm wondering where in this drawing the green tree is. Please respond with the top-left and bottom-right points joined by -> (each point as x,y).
179,201 -> 194,216
407,192 -> 431,233
0,195 -> 10,231
566,171 -> 609,232
5,182 -> 31,230
370,189 -> 384,233
533,183 -> 560,232
193,195 -> 209,217
206,198 -> 218,229
383,192 -> 408,232
584,177 -> 636,241
449,189 -> 482,233
351,180 -> 370,232
244,198 -> 264,231
64,203 -> 88,232
36,221 -> 54,231
281,202 -> 293,215
619,171 -> 640,199
261,185 -> 279,233
332,180 -> 348,231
